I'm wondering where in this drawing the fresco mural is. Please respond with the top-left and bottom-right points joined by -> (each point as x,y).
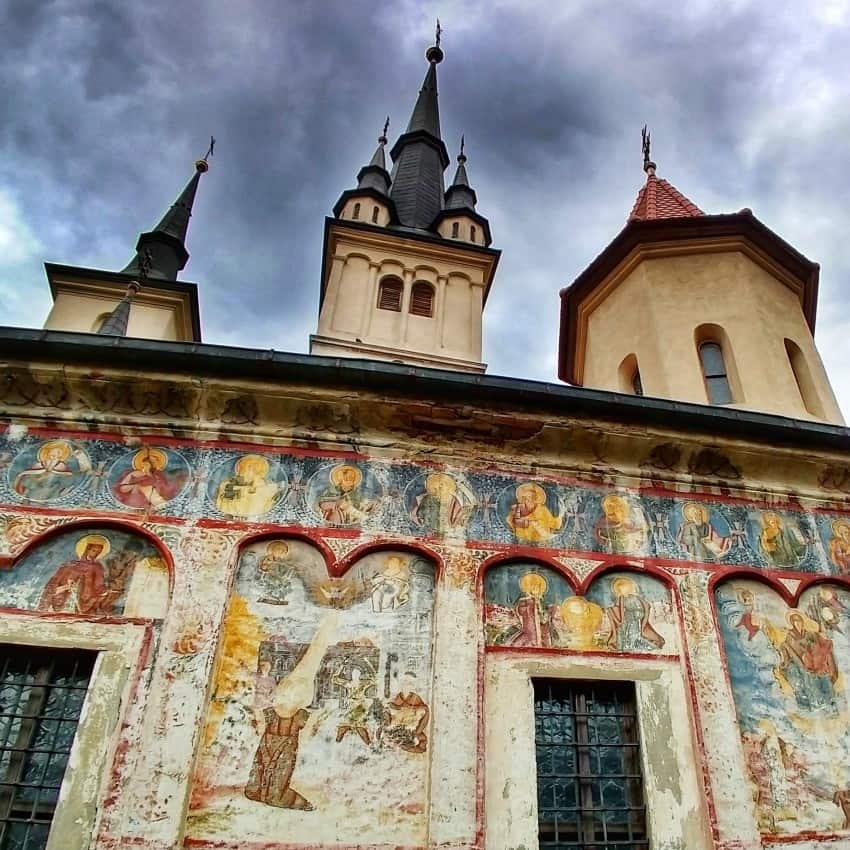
7,439 -> 91,502
307,462 -> 384,527
0,432 -> 847,575
0,527 -> 169,618
483,564 -> 675,653
208,454 -> 287,519
715,578 -> 850,834
108,446 -> 190,510
187,540 -> 435,845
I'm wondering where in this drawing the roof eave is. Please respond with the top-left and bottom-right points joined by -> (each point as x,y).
558,213 -> 820,384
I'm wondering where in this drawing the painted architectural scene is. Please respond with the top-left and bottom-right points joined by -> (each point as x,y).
0,526 -> 169,618
1,433 -> 847,577
483,563 -> 675,653
715,578 -> 850,835
187,540 -> 436,845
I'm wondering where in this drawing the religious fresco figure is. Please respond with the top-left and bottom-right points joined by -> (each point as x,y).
245,615 -> 336,811
332,664 -> 375,745
775,611 -> 839,712
257,541 -> 296,606
409,472 -> 474,534
110,447 -> 188,510
370,554 -> 410,612
676,501 -> 732,561
551,596 -> 605,651
506,571 -> 552,647
759,512 -> 807,568
316,464 -> 378,526
594,495 -> 648,555
215,454 -> 282,518
605,576 -> 665,652
11,440 -> 91,502
384,673 -> 429,754
39,534 -> 119,615
505,482 -> 564,544
829,520 -> 850,573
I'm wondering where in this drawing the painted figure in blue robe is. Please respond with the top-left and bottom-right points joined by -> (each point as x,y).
12,440 -> 90,502
759,512 -> 806,568
677,502 -> 731,561
777,612 -> 838,712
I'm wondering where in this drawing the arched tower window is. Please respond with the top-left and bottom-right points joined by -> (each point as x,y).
470,225 -> 477,242
698,341 -> 733,405
409,281 -> 435,318
451,222 -> 459,238
371,205 -> 379,223
377,277 -> 403,312
617,354 -> 643,396
785,338 -> 826,418
352,202 -> 361,219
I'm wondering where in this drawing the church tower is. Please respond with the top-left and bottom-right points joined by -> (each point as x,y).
558,133 -> 844,424
42,155 -> 208,342
310,31 -> 500,373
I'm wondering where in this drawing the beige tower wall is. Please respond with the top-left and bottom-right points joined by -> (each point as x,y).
581,250 -> 844,423
45,292 -> 182,340
311,223 -> 497,373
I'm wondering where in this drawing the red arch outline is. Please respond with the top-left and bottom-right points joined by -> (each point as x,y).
478,551 -> 578,593
577,561 -> 675,596
334,539 -> 443,579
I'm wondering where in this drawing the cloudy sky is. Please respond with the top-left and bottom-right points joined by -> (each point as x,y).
1,0 -> 849,416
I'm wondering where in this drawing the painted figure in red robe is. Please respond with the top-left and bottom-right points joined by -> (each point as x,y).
40,534 -> 113,615
507,571 -> 551,647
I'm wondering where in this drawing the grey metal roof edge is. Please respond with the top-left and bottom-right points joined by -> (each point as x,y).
0,327 -> 847,453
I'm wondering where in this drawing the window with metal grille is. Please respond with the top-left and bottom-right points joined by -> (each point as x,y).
409,282 -> 434,318
451,221 -> 459,238
534,679 -> 647,850
698,341 -> 733,405
377,277 -> 403,312
0,646 -> 96,850
352,202 -> 361,219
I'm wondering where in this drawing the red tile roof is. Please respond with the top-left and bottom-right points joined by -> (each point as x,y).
628,174 -> 704,221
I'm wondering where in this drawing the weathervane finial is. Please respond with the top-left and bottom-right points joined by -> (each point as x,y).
458,134 -> 466,162
196,135 -> 215,173
380,116 -> 389,145
436,18 -> 442,48
641,125 -> 656,177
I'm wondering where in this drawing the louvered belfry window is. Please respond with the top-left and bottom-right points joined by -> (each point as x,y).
377,277 -> 403,312
409,282 -> 434,318
0,645 -> 96,849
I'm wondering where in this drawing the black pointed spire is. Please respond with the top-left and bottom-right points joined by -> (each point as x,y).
356,118 -> 392,195
388,26 -> 450,230
97,281 -> 140,336
122,145 -> 211,281
445,135 -> 478,210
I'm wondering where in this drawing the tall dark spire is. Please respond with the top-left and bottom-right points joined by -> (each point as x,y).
97,281 -> 140,337
388,25 -> 450,230
445,135 -> 478,210
122,144 -> 212,281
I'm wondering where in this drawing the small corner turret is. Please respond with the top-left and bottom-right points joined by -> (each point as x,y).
432,136 -> 491,247
559,128 -> 844,424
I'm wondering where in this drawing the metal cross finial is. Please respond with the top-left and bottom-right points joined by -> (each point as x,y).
460,134 -> 465,158
204,135 -> 216,161
380,116 -> 390,143
435,18 -> 441,48
641,125 -> 651,166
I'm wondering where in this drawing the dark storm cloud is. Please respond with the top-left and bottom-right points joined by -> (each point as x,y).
1,0 -> 848,411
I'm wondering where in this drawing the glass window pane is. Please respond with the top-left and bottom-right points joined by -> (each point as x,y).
706,376 -> 733,405
699,342 -> 726,377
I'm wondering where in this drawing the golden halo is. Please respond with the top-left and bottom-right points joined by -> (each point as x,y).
785,610 -> 818,632
683,502 -> 707,523
516,482 -> 547,505
330,464 -> 362,488
37,440 -> 72,463
133,447 -> 168,471
235,454 -> 269,478
832,520 -> 850,538
518,571 -> 548,598
75,534 -> 110,559
612,576 -> 638,597
265,540 -> 290,557
602,494 -> 628,515
426,472 -> 456,497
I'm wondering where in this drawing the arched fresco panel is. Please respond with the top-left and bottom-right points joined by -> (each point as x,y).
484,563 -> 675,653
0,527 -> 169,618
187,540 -> 436,846
715,578 -> 850,835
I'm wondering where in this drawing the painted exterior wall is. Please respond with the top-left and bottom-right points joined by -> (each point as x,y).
580,250 -> 844,424
1,364 -> 849,850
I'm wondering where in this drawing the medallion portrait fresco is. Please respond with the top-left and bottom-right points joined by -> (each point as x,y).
483,563 -> 675,654
207,454 -> 288,519
306,462 -> 384,527
497,481 -> 566,545
0,527 -> 169,618
7,439 -> 92,503
746,511 -> 813,570
188,540 -> 435,846
404,471 -> 476,536
715,578 -> 850,835
668,500 -> 735,563
107,446 -> 190,511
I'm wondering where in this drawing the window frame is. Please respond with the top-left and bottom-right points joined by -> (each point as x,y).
376,277 -> 403,312
698,340 -> 733,405
409,281 -> 435,318
0,615 -> 149,850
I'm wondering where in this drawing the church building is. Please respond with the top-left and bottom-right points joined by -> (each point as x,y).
1,29 -> 849,850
